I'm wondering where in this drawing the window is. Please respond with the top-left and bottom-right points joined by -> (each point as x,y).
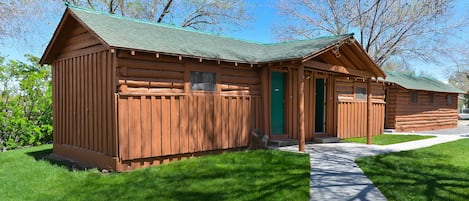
190,71 -> 216,91
429,93 -> 434,104
410,92 -> 418,103
447,95 -> 453,105
356,87 -> 367,100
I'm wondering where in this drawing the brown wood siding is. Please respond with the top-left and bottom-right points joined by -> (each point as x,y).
53,50 -> 116,156
384,86 -> 398,128
335,78 -> 385,138
117,94 -> 261,160
115,52 -> 262,160
336,102 -> 385,138
386,86 -> 458,131
283,69 -> 336,140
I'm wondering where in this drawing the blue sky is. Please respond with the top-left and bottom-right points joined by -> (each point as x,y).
2,0 -> 468,81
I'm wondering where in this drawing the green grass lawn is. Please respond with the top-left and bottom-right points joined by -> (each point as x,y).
342,134 -> 435,145
0,145 -> 310,201
357,139 -> 469,201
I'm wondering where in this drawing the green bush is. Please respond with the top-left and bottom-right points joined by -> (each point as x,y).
0,55 -> 52,150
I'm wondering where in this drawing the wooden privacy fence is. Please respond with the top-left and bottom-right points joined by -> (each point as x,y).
337,101 -> 385,139
117,94 -> 262,160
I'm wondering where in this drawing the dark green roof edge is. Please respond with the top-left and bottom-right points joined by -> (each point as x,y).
261,33 -> 354,46
65,5 -> 356,63
67,4 -> 354,47
383,71 -> 465,94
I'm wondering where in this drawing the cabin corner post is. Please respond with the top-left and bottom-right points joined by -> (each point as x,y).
366,78 -> 372,145
261,67 -> 270,136
298,64 -> 305,152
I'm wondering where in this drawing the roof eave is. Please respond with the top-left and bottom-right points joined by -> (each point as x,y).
350,40 -> 386,78
39,8 -> 70,65
40,7 -> 112,65
384,81 -> 465,94
300,35 -> 386,78
112,47 -> 260,66
67,7 -> 111,50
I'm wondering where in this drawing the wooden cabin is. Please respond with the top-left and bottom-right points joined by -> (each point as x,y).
384,71 -> 464,132
40,6 -> 386,171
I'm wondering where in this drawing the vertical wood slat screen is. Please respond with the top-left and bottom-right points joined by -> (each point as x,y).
117,94 -> 262,161
337,102 -> 385,139
53,50 -> 115,156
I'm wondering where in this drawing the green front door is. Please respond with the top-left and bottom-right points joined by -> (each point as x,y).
271,72 -> 285,135
315,78 -> 326,133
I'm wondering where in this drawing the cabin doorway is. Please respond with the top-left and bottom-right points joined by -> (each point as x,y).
271,72 -> 285,135
315,78 -> 326,133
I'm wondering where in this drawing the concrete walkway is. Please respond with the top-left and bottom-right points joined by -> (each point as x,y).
277,134 -> 466,201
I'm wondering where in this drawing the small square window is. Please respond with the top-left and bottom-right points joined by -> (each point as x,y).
356,87 -> 367,100
410,92 -> 418,103
447,95 -> 453,105
190,71 -> 216,91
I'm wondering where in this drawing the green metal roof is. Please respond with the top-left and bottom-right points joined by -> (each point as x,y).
68,6 -> 353,63
383,71 -> 464,94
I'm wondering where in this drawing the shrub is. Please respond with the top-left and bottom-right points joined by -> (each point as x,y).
0,55 -> 52,150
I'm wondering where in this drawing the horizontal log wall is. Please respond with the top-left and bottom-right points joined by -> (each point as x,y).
116,54 -> 261,96
117,57 -> 185,93
53,49 -> 116,157
337,102 -> 385,138
117,94 -> 261,161
221,67 -> 261,96
388,86 -> 458,131
115,52 -> 262,164
336,78 -> 384,102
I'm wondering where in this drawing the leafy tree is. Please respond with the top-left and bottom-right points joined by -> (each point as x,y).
0,55 -> 52,151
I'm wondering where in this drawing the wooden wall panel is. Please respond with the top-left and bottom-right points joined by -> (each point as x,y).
334,77 -> 385,138
386,86 -> 459,131
337,102 -> 385,138
384,86 -> 397,128
161,96 -> 171,155
53,50 -> 116,157
326,74 -> 336,137
117,94 -> 261,160
114,54 -> 263,160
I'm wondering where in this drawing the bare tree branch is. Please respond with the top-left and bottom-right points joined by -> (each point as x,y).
275,0 -> 469,69
63,0 -> 251,33
157,0 -> 173,23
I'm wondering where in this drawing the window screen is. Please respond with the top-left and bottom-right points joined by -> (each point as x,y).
410,92 -> 418,103
356,87 -> 367,100
190,71 -> 216,91
447,95 -> 453,105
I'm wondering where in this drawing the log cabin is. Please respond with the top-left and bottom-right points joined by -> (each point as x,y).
384,71 -> 464,132
40,6 -> 386,171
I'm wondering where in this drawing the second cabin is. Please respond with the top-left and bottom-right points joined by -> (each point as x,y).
384,71 -> 464,132
40,6 -> 386,171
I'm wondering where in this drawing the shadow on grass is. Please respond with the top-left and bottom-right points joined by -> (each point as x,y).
25,147 -> 95,171
61,151 -> 310,201
357,151 -> 469,201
